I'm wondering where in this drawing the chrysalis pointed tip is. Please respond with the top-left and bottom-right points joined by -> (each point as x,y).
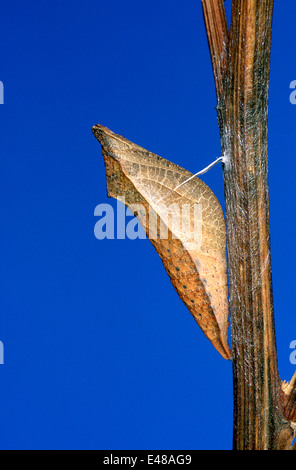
92,123 -> 112,141
92,124 -> 127,151
211,337 -> 232,360
92,124 -> 122,160
92,123 -> 107,131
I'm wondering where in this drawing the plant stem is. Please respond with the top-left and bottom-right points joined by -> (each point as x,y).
202,0 -> 293,449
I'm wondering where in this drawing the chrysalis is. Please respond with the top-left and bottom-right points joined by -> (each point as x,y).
93,124 -> 231,360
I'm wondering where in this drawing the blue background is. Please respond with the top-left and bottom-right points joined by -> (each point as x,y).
0,0 -> 295,450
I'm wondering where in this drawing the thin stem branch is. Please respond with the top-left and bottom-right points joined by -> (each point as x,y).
201,0 -> 229,100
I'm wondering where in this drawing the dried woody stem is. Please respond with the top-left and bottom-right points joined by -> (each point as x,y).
201,0 -> 296,449
201,0 -> 229,100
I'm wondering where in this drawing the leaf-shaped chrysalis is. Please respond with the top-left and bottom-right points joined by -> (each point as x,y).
93,124 -> 231,360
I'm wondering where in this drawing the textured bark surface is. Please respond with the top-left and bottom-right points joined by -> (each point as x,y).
202,0 -> 295,449
93,124 -> 231,359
